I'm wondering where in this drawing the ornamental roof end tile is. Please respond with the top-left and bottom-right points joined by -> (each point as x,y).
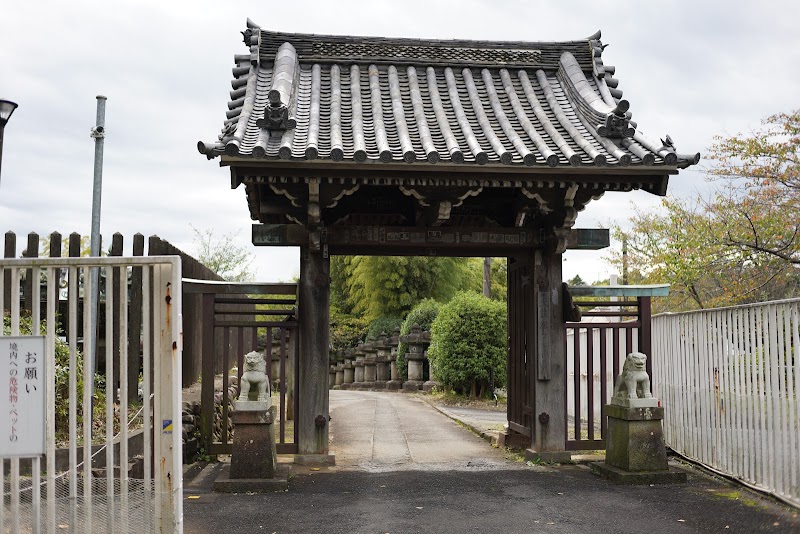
198,20 -> 700,171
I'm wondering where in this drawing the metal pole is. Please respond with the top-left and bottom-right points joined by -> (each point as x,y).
89,96 -> 107,389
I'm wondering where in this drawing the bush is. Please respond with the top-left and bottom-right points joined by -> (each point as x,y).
427,292 -> 507,398
329,305 -> 368,352
396,299 -> 441,381
365,314 -> 403,342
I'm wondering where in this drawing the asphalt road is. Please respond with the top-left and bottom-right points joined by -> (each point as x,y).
183,391 -> 799,533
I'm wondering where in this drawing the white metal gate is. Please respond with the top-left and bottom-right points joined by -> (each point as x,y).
1,256 -> 183,533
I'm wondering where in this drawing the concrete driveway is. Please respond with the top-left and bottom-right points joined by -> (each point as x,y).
329,390 -> 513,471
183,390 -> 799,533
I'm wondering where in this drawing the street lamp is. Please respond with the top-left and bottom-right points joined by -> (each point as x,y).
0,99 -> 19,188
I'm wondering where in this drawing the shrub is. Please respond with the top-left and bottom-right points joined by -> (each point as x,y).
396,299 -> 441,381
427,292 -> 507,398
329,305 -> 369,352
365,314 -> 403,342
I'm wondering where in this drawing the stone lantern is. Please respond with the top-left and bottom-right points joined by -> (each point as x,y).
341,348 -> 355,389
422,338 -> 440,392
373,333 -> 390,389
362,341 -> 377,389
387,327 -> 402,390
401,324 -> 429,391
353,343 -> 366,389
328,348 -> 337,389
334,349 -> 345,388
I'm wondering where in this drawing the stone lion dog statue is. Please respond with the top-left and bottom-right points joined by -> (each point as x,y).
238,351 -> 270,402
613,351 -> 653,400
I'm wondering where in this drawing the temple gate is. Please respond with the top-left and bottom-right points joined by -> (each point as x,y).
198,20 -> 699,460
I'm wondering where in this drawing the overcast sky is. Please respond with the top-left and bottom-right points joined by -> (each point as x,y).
1,0 -> 799,284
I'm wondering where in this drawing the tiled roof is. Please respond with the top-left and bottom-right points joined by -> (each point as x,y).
198,20 -> 700,170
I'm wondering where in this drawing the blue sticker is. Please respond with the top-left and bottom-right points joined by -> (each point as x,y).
162,420 -> 173,434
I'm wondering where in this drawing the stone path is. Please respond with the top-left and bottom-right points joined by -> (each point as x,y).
329,390 -> 514,472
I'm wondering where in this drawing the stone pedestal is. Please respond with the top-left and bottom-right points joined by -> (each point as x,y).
403,359 -> 424,391
589,403 -> 686,484
401,324 -> 428,391
353,357 -> 365,389
387,328 -> 403,390
334,364 -> 344,387
362,342 -> 377,389
342,355 -> 355,390
229,401 -> 277,479
328,365 -> 336,389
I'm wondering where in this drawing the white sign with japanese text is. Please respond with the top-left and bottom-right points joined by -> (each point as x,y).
0,336 -> 45,457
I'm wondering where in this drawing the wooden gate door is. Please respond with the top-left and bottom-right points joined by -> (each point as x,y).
185,281 -> 300,455
507,255 -> 533,441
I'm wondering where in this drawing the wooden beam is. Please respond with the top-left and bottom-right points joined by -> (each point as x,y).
297,247 -> 330,455
252,224 -> 610,252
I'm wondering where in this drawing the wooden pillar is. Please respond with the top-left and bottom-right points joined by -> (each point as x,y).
297,246 -> 330,456
530,248 -> 567,456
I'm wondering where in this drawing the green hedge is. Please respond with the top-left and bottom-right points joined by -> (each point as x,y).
396,298 -> 441,381
365,314 -> 403,342
427,292 -> 506,397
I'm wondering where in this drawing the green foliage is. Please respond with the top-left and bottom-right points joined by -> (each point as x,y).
567,274 -> 587,286
365,314 -> 403,342
427,292 -> 507,397
331,255 -> 481,321
396,299 -> 441,381
610,110 -> 800,312
191,225 -> 255,282
329,305 -> 368,351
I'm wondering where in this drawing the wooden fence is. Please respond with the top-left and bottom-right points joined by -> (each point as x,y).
653,300 -> 800,507
2,230 -> 223,395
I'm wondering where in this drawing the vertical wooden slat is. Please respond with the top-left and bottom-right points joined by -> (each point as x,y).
110,233 -> 123,400
599,327 -> 607,440
2,231 -> 15,312
200,293 -> 215,453
129,234 -> 144,403
21,232 -> 38,315
221,327 -> 230,446
586,326 -> 594,441
280,328 -> 288,444
573,326 -> 580,441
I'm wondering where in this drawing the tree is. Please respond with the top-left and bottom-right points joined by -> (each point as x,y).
610,111 -> 800,312
567,274 -> 587,286
706,110 -> 800,266
191,225 -> 255,282
331,255 -> 481,321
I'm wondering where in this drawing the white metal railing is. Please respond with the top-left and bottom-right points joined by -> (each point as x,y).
1,256 -> 183,533
653,300 -> 800,506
